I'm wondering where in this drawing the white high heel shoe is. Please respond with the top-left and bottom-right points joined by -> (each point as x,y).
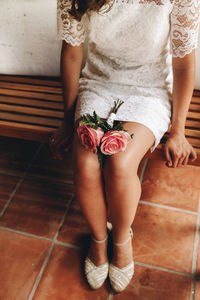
85,235 -> 109,290
109,228 -> 134,293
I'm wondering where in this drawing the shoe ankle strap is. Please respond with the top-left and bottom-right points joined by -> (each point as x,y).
92,234 -> 108,244
114,228 -> 133,247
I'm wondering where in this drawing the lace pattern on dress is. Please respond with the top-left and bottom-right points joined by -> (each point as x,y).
170,0 -> 200,57
114,0 -> 172,3
57,0 -> 86,46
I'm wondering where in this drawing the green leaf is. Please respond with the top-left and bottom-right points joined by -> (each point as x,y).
86,114 -> 96,123
113,121 -> 123,131
80,119 -> 96,127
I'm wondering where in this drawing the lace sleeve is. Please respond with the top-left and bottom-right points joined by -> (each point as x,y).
57,0 -> 86,46
170,0 -> 200,58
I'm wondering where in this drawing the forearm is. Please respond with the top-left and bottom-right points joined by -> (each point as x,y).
170,53 -> 196,135
60,42 -> 84,123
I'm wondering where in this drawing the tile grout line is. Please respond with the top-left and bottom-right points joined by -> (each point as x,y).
139,200 -> 200,216
28,194 -> 75,300
0,177 -> 24,218
139,158 -> 200,216
0,143 -> 44,219
108,292 -> 114,300
0,142 -> 43,179
191,195 -> 200,274
28,243 -> 55,300
190,194 -> 200,300
0,224 -> 80,249
54,194 -> 75,242
23,142 -> 44,174
55,240 -> 80,250
0,170 -> 22,178
20,173 -> 74,189
135,261 -> 193,278
0,225 -> 53,242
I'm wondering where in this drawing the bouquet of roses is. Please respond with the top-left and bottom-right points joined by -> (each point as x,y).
77,100 -> 133,169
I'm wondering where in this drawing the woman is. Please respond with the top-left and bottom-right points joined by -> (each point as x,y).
50,0 -> 199,293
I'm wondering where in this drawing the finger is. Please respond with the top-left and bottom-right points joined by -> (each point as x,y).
64,137 -> 73,152
177,155 -> 185,167
52,148 -> 62,160
183,154 -> 190,166
57,137 -> 70,147
164,147 -> 172,167
64,145 -> 71,152
55,144 -> 63,160
49,145 -> 58,160
172,153 -> 180,168
50,135 -> 72,160
54,137 -> 71,160
189,148 -> 197,161
49,141 -> 62,161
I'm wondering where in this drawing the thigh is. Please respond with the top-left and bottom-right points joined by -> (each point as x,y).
104,121 -> 155,172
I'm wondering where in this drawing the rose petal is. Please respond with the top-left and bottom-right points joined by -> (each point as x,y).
100,130 -> 130,155
77,124 -> 99,152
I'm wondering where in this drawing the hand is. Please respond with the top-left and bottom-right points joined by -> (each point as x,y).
163,131 -> 197,168
49,121 -> 74,160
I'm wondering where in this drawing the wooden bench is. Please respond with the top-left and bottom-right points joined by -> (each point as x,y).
0,74 -> 199,165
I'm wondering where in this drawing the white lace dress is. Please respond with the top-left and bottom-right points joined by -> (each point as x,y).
57,0 -> 200,152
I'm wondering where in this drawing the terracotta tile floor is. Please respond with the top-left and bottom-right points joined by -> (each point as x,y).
0,136 -> 200,300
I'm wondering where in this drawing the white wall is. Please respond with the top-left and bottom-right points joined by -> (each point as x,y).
0,0 -> 199,88
0,0 -> 61,76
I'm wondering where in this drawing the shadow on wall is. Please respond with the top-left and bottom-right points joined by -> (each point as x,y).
0,0 -> 200,88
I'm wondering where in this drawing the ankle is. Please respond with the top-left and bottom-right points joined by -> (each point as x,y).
92,234 -> 108,244
88,239 -> 108,266
112,227 -> 133,245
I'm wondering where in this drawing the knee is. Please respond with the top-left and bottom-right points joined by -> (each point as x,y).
74,153 -> 101,183
103,156 -> 139,184
73,131 -> 101,183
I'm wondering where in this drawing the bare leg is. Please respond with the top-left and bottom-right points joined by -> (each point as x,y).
73,126 -> 108,265
103,122 -> 155,267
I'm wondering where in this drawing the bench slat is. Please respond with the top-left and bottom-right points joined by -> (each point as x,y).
186,111 -> 200,119
0,103 -> 64,118
0,112 -> 62,127
0,95 -> 64,110
191,96 -> 200,104
165,129 -> 200,138
0,120 -> 54,131
183,137 -> 200,148
164,132 -> 200,147
189,103 -> 200,111
185,120 -> 200,129
0,88 -> 63,102
0,81 -> 62,95
193,90 -> 200,97
0,75 -> 62,87
184,128 -> 200,138
0,121 -> 53,142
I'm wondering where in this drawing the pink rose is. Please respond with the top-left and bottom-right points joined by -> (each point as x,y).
100,130 -> 131,155
77,123 -> 104,153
